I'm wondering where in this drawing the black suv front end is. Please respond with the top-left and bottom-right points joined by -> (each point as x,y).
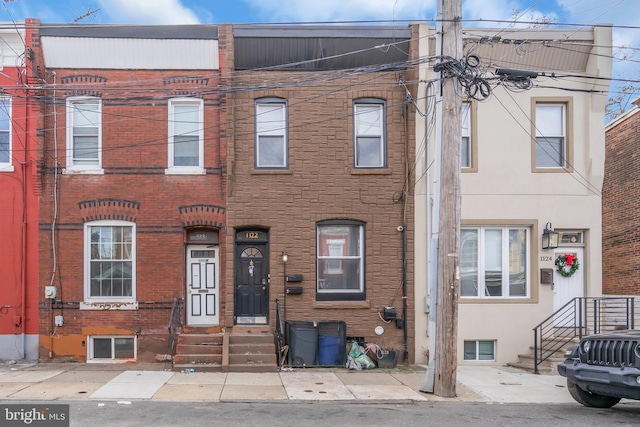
558,330 -> 640,407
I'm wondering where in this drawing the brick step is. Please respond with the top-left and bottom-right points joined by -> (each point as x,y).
229,333 -> 275,346
173,363 -> 223,373
176,343 -> 223,355
229,352 -> 277,365
173,353 -> 223,365
177,334 -> 223,346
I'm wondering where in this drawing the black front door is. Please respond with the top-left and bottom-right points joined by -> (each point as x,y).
235,243 -> 269,324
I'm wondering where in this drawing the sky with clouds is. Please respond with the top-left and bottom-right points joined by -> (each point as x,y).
1,0 -> 638,98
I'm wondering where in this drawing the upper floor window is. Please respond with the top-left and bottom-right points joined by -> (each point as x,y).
317,220 -> 365,301
354,99 -> 385,168
0,96 -> 11,171
66,97 -> 102,171
85,221 -> 136,302
533,100 -> 571,170
255,99 -> 287,169
168,98 -> 204,173
460,226 -> 529,299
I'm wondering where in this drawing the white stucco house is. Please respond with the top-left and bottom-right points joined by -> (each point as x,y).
414,24 -> 612,368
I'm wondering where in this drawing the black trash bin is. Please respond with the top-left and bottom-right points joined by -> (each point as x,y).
286,321 -> 318,367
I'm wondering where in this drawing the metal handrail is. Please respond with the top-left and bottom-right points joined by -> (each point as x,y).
532,296 -> 634,374
166,297 -> 183,370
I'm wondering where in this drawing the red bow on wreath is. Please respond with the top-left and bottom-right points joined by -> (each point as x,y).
564,254 -> 575,266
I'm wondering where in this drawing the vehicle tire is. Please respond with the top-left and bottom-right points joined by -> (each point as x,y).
567,379 -> 621,408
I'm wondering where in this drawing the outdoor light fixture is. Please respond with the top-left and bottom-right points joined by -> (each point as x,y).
542,222 -> 559,250
282,251 -> 288,263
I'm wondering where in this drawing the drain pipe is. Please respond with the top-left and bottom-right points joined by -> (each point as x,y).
401,224 -> 408,362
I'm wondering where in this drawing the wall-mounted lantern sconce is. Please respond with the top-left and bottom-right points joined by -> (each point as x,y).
282,251 -> 288,263
542,222 -> 559,250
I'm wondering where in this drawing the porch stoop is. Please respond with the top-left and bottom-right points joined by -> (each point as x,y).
226,326 -> 278,373
173,332 -> 224,372
172,326 -> 277,373
507,337 -> 579,374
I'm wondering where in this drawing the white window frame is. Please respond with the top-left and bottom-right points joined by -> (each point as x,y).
66,96 -> 103,173
255,99 -> 287,169
354,99 -> 385,168
460,226 -> 530,299
167,97 -> 204,174
316,222 -> 365,297
463,340 -> 495,361
87,335 -> 137,363
0,96 -> 13,172
84,220 -> 136,303
535,103 -> 566,168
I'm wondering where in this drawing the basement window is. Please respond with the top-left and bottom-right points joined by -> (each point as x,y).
463,340 -> 495,361
88,336 -> 136,362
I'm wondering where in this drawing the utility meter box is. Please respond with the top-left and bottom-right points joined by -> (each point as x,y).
44,286 -> 57,299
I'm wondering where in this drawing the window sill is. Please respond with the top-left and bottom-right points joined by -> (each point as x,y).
165,167 -> 206,175
313,300 -> 371,309
0,164 -> 15,172
532,167 -> 573,173
350,168 -> 392,175
459,297 -> 535,304
251,169 -> 292,175
80,301 -> 138,310
87,358 -> 137,364
64,168 -> 104,175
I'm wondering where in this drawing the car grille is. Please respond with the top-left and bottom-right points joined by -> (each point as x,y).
582,339 -> 639,367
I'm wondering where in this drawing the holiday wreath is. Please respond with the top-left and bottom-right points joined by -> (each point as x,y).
555,254 -> 579,278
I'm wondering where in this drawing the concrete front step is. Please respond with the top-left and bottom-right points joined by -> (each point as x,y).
176,343 -> 223,355
226,363 -> 278,373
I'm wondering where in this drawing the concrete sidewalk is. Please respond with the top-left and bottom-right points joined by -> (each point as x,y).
0,362 -> 577,404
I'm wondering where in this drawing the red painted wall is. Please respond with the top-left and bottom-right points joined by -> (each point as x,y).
0,52 -> 40,359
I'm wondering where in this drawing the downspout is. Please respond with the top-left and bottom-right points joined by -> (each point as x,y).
21,151 -> 27,359
21,67 -> 30,359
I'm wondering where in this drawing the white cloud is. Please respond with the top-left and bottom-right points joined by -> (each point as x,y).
97,0 -> 201,25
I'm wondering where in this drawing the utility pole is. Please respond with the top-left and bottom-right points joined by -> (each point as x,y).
434,0 -> 462,398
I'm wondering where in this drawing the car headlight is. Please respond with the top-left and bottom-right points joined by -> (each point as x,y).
580,340 -> 591,354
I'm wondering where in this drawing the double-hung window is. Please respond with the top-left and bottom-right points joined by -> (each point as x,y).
85,221 -> 136,302
0,96 -> 11,171
168,98 -> 204,173
255,98 -> 287,169
460,226 -> 529,298
317,220 -> 365,301
354,99 -> 385,168
534,101 -> 568,169
67,97 -> 102,171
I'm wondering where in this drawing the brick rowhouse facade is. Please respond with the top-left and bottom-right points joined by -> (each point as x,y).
225,26 -> 417,363
33,24 -> 228,362
0,20 -> 40,360
603,102 -> 640,295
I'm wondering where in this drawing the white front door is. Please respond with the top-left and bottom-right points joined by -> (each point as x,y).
553,247 -> 584,326
186,245 -> 219,326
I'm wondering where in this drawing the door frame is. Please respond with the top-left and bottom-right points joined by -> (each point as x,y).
234,228 -> 270,325
185,244 -> 220,326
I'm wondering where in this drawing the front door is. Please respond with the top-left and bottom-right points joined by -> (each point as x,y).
235,243 -> 269,324
553,247 -> 584,326
186,245 -> 219,326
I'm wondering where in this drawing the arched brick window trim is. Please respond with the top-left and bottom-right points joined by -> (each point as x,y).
78,198 -> 140,223
179,204 -> 226,228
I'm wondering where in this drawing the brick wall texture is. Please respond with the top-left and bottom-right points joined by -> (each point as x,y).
603,110 -> 640,295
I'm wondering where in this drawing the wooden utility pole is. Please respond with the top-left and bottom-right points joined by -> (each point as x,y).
434,0 -> 462,398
